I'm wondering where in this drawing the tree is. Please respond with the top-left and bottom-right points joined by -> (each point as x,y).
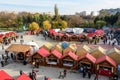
96,20 -> 106,29
43,20 -> 51,30
29,22 -> 39,31
54,4 -> 58,19
61,20 -> 68,29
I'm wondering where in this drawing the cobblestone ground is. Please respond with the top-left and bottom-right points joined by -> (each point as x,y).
0,32 -> 120,80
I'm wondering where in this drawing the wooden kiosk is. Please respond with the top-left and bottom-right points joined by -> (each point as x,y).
56,33 -> 63,41
31,47 -> 50,66
61,33 -> 71,41
61,51 -> 78,70
5,44 -> 31,61
70,34 -> 78,41
78,53 -> 96,73
95,55 -> 116,76
46,49 -> 62,67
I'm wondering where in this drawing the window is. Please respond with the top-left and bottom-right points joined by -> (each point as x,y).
62,59 -> 74,66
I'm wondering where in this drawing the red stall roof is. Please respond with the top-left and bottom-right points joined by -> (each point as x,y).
16,73 -> 31,80
87,33 -> 95,37
96,55 -> 116,67
49,29 -> 54,34
62,51 -> 78,60
65,33 -> 71,37
37,48 -> 50,57
0,34 -> 4,38
58,33 -> 63,37
0,70 -> 14,80
78,53 -> 96,63
51,50 -> 62,59
52,31 -> 58,36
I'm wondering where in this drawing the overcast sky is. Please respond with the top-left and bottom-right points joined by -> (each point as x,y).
0,0 -> 120,15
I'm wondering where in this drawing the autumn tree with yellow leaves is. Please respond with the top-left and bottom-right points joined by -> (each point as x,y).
43,20 -> 51,30
29,22 -> 39,31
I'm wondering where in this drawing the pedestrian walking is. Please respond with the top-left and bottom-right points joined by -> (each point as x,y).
64,69 -> 67,77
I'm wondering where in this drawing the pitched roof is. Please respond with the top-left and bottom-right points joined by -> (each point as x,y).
5,44 -> 31,53
58,32 -> 63,37
44,42 -> 53,50
107,48 -> 120,55
78,53 -> 96,63
69,44 -> 77,51
77,45 -> 91,52
56,43 -> 62,50
37,47 -> 50,57
92,46 -> 106,54
62,51 -> 78,60
16,73 -> 31,80
0,70 -> 14,80
52,31 -> 58,36
96,55 -> 116,67
51,50 -> 62,59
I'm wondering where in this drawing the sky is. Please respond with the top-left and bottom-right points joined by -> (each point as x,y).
0,0 -> 120,15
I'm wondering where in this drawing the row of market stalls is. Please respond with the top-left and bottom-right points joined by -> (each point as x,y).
0,31 -> 17,43
0,70 -> 32,80
5,42 -> 120,76
48,28 -> 104,41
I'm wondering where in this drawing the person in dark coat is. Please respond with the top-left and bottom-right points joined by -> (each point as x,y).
19,70 -> 23,75
44,76 -> 47,80
88,70 -> 91,79
113,73 -> 118,80
10,53 -> 14,60
1,61 -> 4,67
64,69 -> 67,77
29,72 -> 33,80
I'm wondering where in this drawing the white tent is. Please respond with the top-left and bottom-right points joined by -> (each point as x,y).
73,28 -> 84,34
53,29 -> 61,32
24,42 -> 39,53
65,28 -> 73,33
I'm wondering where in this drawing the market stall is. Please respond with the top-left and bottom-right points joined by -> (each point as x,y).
61,33 -> 71,41
61,51 -> 78,69
91,46 -> 106,59
56,32 -> 63,41
52,31 -> 58,40
95,55 -> 116,76
70,34 -> 79,41
46,49 -> 62,67
77,53 -> 96,73
76,45 -> 91,57
5,44 -> 31,61
107,48 -> 120,65
31,47 -> 50,66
